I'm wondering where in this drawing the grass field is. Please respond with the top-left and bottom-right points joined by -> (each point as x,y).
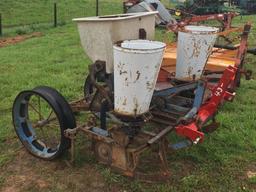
0,0 -> 123,25
0,1 -> 256,192
0,0 -> 125,37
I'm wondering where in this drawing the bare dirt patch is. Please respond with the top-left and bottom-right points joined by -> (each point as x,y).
245,163 -> 256,178
0,32 -> 42,48
0,148 -> 121,192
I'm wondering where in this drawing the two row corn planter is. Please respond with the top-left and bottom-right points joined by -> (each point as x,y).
12,12 -> 252,181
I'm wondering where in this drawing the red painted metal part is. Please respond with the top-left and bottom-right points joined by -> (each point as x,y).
182,13 -> 238,29
231,23 -> 251,89
160,21 -> 251,143
176,122 -> 204,143
167,12 -> 238,33
175,66 -> 237,143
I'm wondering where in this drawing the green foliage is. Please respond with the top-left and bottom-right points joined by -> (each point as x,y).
15,27 -> 30,35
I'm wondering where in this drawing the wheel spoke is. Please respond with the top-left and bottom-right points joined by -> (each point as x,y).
46,110 -> 54,121
38,96 -> 42,120
39,127 -> 48,143
47,121 -> 59,127
28,103 -> 45,120
33,117 -> 57,128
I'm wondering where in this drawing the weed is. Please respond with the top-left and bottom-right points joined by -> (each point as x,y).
15,27 -> 29,35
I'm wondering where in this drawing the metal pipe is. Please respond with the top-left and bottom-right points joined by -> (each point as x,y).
148,125 -> 174,145
153,82 -> 197,97
100,99 -> 108,130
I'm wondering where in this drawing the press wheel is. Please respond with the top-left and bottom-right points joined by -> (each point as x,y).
12,86 -> 76,160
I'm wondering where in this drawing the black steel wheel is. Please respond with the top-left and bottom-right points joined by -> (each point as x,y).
12,86 -> 76,160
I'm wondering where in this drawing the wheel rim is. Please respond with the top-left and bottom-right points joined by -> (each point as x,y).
13,91 -> 62,159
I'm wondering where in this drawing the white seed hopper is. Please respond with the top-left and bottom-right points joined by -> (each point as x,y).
73,12 -> 157,74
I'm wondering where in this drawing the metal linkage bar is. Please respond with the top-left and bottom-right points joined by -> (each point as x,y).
69,99 -> 90,112
167,12 -> 239,33
193,80 -> 206,109
153,82 -> 197,97
232,23 -> 252,89
148,125 -> 174,145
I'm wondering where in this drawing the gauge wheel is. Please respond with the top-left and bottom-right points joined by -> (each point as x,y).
12,86 -> 76,160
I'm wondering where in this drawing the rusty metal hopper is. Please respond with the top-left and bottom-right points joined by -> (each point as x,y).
113,40 -> 166,116
176,25 -> 219,80
73,12 -> 157,73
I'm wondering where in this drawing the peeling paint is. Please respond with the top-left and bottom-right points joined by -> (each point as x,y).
113,40 -> 166,116
176,26 -> 218,80
120,70 -> 128,75
135,71 -> 141,81
122,98 -> 127,106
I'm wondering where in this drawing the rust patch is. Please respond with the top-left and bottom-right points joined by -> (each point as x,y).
122,98 -> 127,105
118,62 -> 128,76
119,70 -> 127,75
0,32 -> 43,48
187,66 -> 193,78
135,70 -> 141,81
146,81 -> 154,91
133,97 -> 139,116
124,77 -> 129,86
191,37 -> 201,58
204,39 -> 208,45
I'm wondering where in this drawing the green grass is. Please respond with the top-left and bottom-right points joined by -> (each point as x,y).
0,0 -> 174,37
0,0 -> 124,36
0,0 -> 123,26
0,1 -> 256,191
0,0 -> 172,27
